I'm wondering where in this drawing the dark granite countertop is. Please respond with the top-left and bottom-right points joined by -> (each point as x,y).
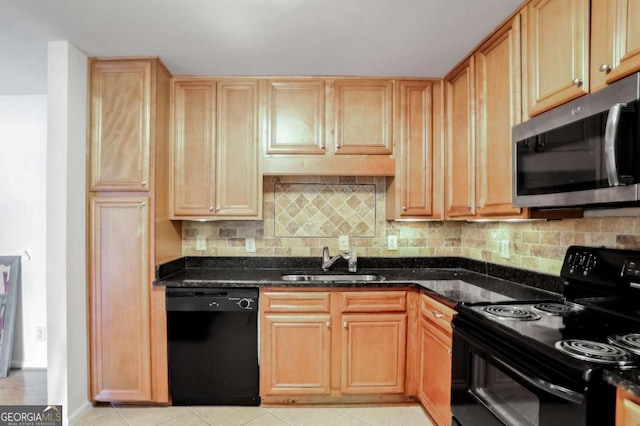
155,256 -> 564,308
604,370 -> 640,397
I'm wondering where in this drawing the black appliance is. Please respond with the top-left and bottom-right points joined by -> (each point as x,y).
512,72 -> 640,209
166,287 -> 260,406
451,246 -> 640,426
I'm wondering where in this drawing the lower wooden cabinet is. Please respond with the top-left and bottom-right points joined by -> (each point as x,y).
616,387 -> 640,426
260,289 -> 409,402
261,314 -> 332,395
342,313 -> 406,394
90,195 -> 152,402
418,294 -> 455,426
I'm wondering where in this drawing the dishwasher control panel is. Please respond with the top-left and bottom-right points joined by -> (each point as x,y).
166,287 -> 259,312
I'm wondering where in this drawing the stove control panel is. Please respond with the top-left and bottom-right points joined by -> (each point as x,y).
562,246 -> 640,290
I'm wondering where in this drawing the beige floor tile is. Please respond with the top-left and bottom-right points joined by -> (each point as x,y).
72,406 -> 128,426
242,413 -> 291,426
159,411 -> 211,425
402,412 -> 435,426
348,406 -> 425,426
327,413 -> 371,426
189,406 -> 268,426
267,407 -> 346,425
113,405 -> 190,425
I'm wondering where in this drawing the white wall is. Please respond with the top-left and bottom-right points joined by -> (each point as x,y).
46,41 -> 90,425
0,95 -> 48,369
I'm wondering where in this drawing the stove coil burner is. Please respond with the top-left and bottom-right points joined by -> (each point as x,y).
555,339 -> 637,365
532,303 -> 575,316
608,334 -> 640,355
482,305 -> 541,321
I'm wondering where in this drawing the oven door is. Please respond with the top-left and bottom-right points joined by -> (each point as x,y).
451,322 -> 589,426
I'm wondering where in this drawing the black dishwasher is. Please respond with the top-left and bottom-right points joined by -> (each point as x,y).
166,287 -> 260,406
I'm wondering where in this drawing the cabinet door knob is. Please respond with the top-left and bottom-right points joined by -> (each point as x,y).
141,202 -> 146,207
141,181 -> 147,187
599,64 -> 612,73
402,206 -> 407,211
209,206 -> 214,212
343,321 -> 348,329
448,349 -> 452,355
432,310 -> 444,319
572,78 -> 583,86
326,321 -> 331,328
216,207 -> 221,212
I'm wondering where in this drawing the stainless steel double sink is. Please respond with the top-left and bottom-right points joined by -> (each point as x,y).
281,273 -> 384,282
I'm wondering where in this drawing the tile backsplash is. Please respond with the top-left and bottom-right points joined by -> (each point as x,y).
182,176 -> 640,275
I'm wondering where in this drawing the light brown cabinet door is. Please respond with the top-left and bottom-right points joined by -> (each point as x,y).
261,314 -> 331,396
616,387 -> 640,426
171,80 -> 216,216
606,0 -> 640,84
264,80 -> 325,154
590,0 -> 617,92
90,60 -> 151,192
526,0 -> 589,116
90,196 -> 151,402
398,81 -> 434,217
341,313 -> 406,394
216,80 -> 261,217
333,80 -> 393,155
445,58 -> 475,219
475,15 -> 524,218
418,318 -> 452,426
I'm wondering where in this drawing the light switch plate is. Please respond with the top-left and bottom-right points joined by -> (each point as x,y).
245,238 -> 256,253
388,235 -> 398,251
196,235 -> 206,251
339,235 -> 349,250
501,240 -> 510,259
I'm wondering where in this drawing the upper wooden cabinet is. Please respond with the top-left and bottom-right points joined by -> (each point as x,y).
261,78 -> 396,176
474,15 -> 526,219
264,79 -> 325,155
604,0 -> 640,84
445,58 -> 475,219
386,80 -> 444,220
170,79 -> 261,220
525,0 -> 589,117
333,79 -> 393,155
90,60 -> 152,191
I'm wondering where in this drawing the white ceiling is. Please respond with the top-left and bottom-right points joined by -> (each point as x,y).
0,0 -> 522,95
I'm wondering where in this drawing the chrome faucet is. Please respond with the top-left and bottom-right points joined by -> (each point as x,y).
321,246 -> 356,271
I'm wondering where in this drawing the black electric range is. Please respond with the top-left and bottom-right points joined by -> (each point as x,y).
451,246 -> 640,426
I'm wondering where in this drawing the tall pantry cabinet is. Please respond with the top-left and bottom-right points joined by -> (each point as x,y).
88,58 -> 182,402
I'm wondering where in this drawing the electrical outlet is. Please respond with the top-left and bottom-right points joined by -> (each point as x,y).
339,235 -> 349,250
196,235 -> 206,251
501,240 -> 510,259
245,238 -> 256,253
36,327 -> 46,342
388,235 -> 398,251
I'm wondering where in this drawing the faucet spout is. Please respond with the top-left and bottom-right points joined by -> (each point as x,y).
321,246 -> 351,271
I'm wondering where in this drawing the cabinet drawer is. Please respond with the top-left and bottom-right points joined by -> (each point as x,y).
341,291 -> 406,313
262,291 -> 331,313
421,293 -> 455,334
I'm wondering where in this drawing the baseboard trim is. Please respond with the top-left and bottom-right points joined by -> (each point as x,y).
67,400 -> 92,426
11,360 -> 47,369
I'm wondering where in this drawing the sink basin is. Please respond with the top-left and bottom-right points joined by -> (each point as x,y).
281,274 -> 384,282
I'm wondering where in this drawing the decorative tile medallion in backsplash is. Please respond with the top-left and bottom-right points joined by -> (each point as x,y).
274,183 -> 376,237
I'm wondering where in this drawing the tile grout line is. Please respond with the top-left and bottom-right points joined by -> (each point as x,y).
108,402 -> 133,426
185,406 -> 216,426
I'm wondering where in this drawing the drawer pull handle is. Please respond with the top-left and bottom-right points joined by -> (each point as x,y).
343,321 -> 348,329
448,349 -> 452,355
326,321 -> 331,328
432,310 -> 444,319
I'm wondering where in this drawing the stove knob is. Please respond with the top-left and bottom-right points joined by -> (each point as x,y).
238,298 -> 252,309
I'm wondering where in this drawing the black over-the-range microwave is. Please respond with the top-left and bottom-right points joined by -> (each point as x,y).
512,72 -> 640,209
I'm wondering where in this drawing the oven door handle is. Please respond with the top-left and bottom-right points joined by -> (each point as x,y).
486,351 -> 585,405
604,103 -> 626,187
